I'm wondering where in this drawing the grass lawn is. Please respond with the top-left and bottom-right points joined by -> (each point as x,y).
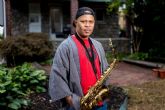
123,79 -> 165,110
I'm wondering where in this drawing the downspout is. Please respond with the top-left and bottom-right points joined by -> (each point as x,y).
3,0 -> 6,38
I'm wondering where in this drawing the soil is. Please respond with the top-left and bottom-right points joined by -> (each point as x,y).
26,86 -> 127,110
25,92 -> 59,110
107,86 -> 127,110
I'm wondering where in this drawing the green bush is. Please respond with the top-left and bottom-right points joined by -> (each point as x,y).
127,52 -> 148,60
40,58 -> 53,66
106,51 -> 127,62
0,63 -> 47,110
0,33 -> 53,67
149,48 -> 165,58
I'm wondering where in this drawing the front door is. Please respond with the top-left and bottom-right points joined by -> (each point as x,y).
50,8 -> 63,39
29,3 -> 41,32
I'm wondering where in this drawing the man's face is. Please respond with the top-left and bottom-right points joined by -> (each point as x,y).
75,15 -> 95,39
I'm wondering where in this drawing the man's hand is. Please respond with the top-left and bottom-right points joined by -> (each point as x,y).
65,96 -> 73,106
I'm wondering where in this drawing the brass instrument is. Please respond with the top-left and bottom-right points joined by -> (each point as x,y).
80,58 -> 117,110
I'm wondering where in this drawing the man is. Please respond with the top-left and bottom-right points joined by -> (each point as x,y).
49,7 -> 109,110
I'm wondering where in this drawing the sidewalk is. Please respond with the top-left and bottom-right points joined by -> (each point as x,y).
109,61 -> 160,86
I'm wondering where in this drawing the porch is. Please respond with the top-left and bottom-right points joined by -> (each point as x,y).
3,0 -> 131,53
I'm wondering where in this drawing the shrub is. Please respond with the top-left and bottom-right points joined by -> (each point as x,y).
0,33 -> 53,67
0,63 -> 47,110
106,51 -> 127,62
127,52 -> 148,60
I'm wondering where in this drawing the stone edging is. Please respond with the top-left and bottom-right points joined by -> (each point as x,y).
122,58 -> 164,68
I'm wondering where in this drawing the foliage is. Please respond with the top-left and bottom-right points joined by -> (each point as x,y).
0,26 -> 3,40
147,47 -> 165,62
106,0 -> 121,15
0,35 -> 3,40
106,0 -> 134,15
0,34 -> 3,43
40,58 -> 53,66
107,0 -> 145,53
0,63 -> 47,110
127,52 -> 148,60
149,48 -> 165,58
106,51 -> 127,62
107,0 -> 165,57
0,33 -> 53,67
140,0 -> 165,59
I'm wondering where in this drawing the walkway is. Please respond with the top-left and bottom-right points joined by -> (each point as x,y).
42,60 -> 162,87
109,61 -> 160,86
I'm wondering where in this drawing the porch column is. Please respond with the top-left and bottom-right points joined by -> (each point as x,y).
70,0 -> 78,34
5,0 -> 12,36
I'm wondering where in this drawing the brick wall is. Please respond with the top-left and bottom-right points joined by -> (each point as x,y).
12,9 -> 28,36
51,38 -> 131,54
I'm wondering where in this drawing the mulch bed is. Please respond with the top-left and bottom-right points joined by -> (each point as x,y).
25,86 -> 127,110
25,93 -> 59,110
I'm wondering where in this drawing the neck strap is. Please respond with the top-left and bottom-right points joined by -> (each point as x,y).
75,33 -> 98,79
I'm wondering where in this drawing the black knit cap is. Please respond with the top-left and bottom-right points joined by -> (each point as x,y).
75,7 -> 95,19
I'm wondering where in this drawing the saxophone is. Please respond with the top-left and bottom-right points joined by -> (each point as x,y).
80,58 -> 117,110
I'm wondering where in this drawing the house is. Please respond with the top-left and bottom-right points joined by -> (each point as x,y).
2,0 -> 130,53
